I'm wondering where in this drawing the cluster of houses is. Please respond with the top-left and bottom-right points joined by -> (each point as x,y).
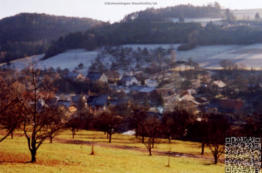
56,70 -> 161,114
53,57 -> 259,117
55,63 -> 208,116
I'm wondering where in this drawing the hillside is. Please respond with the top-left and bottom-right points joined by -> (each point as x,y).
44,4 -> 262,59
43,20 -> 201,58
122,4 -> 223,22
7,44 -> 262,72
44,4 -> 224,58
0,13 -> 104,62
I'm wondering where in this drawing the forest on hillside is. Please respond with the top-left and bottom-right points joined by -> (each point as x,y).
0,13 -> 103,63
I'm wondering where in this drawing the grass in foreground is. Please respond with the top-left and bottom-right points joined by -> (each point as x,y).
0,130 -> 224,173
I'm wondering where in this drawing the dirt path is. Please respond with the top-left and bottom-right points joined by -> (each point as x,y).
55,138 -> 220,163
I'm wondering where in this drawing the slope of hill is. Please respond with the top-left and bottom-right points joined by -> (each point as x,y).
43,4 -> 225,58
44,4 -> 262,59
122,4 -> 223,22
0,13 -> 104,62
6,43 -> 262,71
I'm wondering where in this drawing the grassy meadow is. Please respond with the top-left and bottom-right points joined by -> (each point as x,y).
0,130 -> 224,173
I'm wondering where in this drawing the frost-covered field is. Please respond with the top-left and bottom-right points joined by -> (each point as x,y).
4,44 -> 262,71
125,44 -> 262,69
3,49 -> 98,73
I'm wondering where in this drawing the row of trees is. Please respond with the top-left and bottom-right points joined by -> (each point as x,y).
132,107 -> 230,164
123,3 -> 223,22
0,68 -> 261,164
68,100 -> 261,165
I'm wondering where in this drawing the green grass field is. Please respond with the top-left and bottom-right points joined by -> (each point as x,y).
0,130 -> 224,173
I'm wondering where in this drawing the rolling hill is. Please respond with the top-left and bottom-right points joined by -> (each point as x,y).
0,13 -> 104,62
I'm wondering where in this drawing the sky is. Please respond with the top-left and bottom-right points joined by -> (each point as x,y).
1,0 -> 262,22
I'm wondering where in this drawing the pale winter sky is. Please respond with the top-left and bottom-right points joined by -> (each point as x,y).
0,0 -> 262,22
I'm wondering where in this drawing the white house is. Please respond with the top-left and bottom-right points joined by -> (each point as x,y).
120,76 -> 140,87
87,72 -> 108,83
145,79 -> 158,88
213,80 -> 226,88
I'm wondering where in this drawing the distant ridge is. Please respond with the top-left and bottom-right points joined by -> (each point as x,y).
0,13 -> 104,63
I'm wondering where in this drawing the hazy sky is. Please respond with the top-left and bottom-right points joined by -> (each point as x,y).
1,0 -> 262,22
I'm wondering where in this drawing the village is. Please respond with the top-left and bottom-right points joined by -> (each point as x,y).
33,46 -> 262,124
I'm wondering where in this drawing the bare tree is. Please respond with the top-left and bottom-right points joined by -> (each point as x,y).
65,95 -> 90,139
21,68 -> 68,163
162,108 -> 194,142
67,116 -> 81,139
0,77 -> 23,142
199,120 -> 208,155
206,113 -> 230,164
130,105 -> 149,143
143,116 -> 161,156
95,107 -> 123,143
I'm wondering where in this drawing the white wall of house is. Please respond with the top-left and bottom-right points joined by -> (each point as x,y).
99,74 -> 108,83
145,79 -> 158,87
125,77 -> 140,86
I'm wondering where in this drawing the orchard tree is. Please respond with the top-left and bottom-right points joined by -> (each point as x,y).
66,95 -> 89,139
130,105 -> 149,143
0,77 -> 23,142
67,116 -> 82,139
206,113 -> 230,164
143,115 -> 161,156
95,107 -> 123,143
162,107 -> 194,142
21,68 -> 69,163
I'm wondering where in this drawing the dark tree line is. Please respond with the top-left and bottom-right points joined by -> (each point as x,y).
44,21 -> 201,58
45,19 -> 262,59
0,13 -> 103,63
123,3 -> 223,22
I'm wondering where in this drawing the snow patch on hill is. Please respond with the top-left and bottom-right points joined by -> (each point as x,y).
2,49 -> 98,72
4,44 -> 262,71
38,49 -> 98,71
124,44 -> 262,69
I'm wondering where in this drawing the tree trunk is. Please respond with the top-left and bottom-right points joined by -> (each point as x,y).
168,136 -> 171,143
0,130 -> 12,143
214,154 -> 218,164
201,142 -> 205,155
72,129 -> 75,139
149,147 -> 152,156
49,136 -> 53,143
11,131 -> 14,139
30,149 -> 37,163
109,131 -> 112,143
135,128 -> 138,138
142,135 -> 145,143
152,137 -> 155,148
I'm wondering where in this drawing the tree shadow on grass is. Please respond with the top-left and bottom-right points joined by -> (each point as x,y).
0,152 -> 62,166
202,162 -> 214,166
0,160 -> 29,164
